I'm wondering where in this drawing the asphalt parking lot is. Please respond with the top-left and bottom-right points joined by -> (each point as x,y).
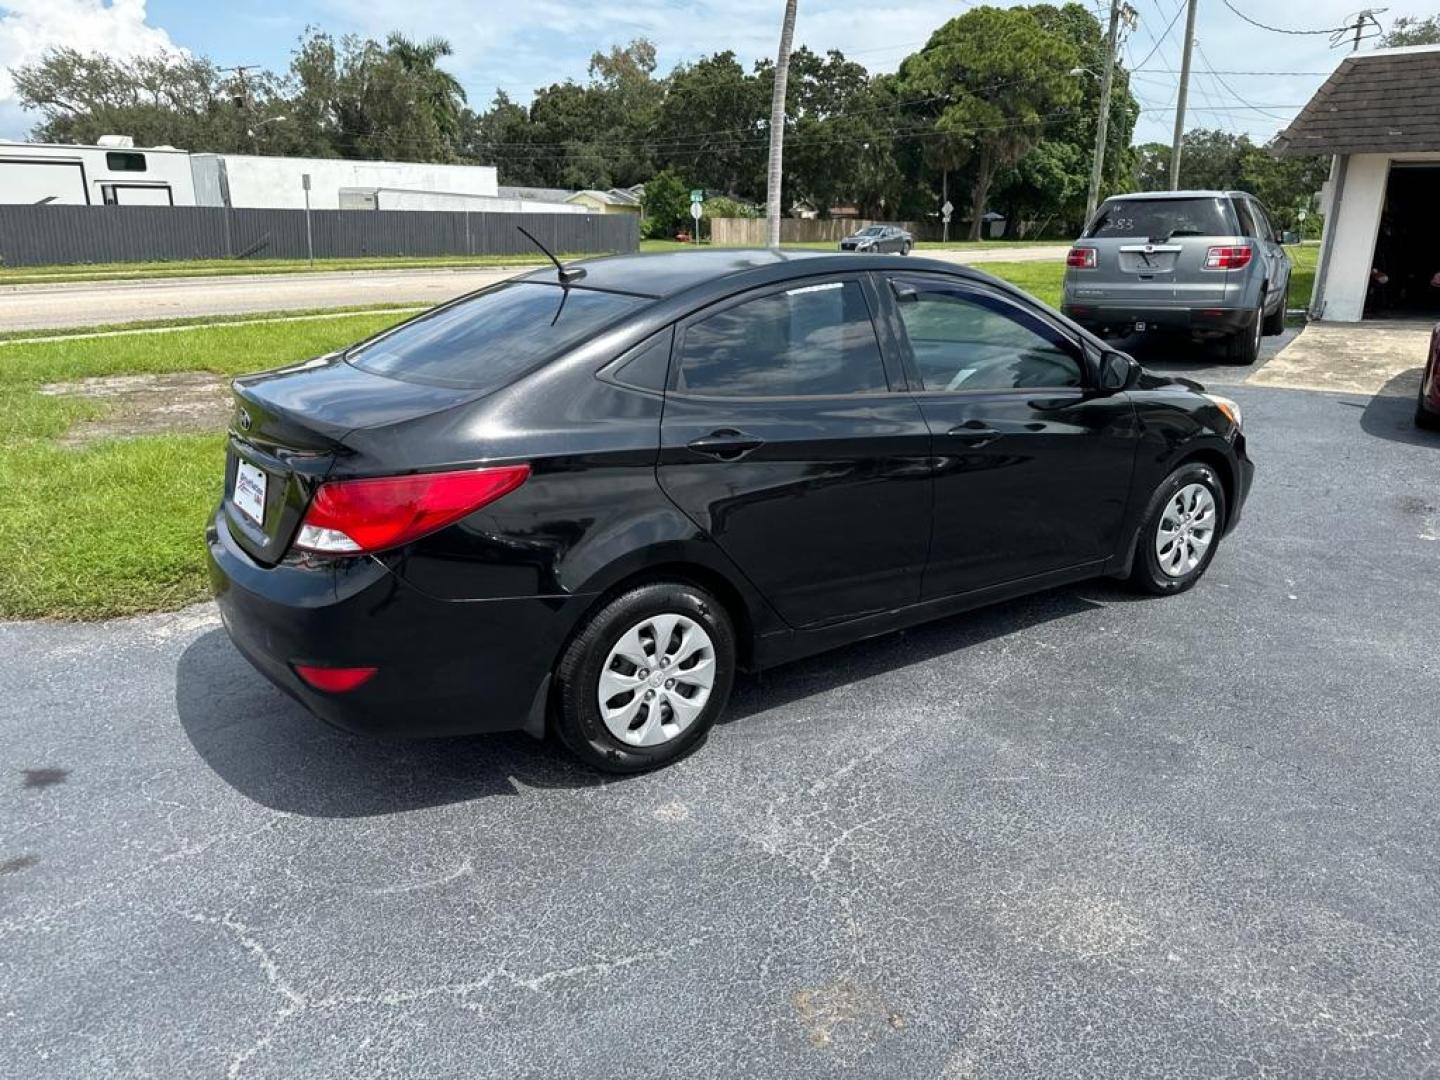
3,376 -> 1439,1078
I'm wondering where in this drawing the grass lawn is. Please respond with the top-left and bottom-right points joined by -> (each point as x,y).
0,310 -> 411,620
0,243 -> 1319,621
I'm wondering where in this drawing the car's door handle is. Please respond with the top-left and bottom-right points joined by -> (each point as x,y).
686,429 -> 765,461
946,422 -> 1002,447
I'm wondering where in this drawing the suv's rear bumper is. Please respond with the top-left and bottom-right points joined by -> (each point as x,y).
1062,303 -> 1255,339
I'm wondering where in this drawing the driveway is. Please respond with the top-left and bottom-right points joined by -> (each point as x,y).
3,383 -> 1438,1078
0,247 -> 1068,331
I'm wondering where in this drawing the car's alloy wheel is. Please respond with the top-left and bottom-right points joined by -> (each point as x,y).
596,613 -> 716,747
554,581 -> 735,773
1129,462 -> 1227,595
1153,483 -> 1217,578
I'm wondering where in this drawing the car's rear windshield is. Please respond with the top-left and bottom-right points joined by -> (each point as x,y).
347,282 -> 648,389
1085,197 -> 1233,240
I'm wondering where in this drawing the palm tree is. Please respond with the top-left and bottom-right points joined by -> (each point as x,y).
386,33 -> 467,147
765,0 -> 799,247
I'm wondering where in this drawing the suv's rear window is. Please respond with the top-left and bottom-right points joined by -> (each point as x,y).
348,282 -> 647,389
1085,197 -> 1233,240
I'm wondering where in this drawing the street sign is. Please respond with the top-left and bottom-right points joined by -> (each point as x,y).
941,199 -> 953,217
690,202 -> 703,221
690,189 -> 704,204
301,173 -> 312,192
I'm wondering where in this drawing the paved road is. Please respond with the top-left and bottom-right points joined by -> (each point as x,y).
4,383 -> 1438,1078
0,247 -> 1068,331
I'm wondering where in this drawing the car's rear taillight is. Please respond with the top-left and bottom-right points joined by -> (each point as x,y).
1067,246 -> 1097,269
1203,245 -> 1252,270
293,664 -> 378,692
295,464 -> 530,555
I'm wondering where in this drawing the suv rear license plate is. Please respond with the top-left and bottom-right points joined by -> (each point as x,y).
233,461 -> 268,526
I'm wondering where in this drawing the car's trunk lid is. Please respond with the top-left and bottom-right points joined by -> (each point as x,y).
222,355 -> 478,565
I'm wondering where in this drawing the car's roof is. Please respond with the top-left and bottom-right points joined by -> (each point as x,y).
517,248 -> 956,299
1106,190 -> 1245,201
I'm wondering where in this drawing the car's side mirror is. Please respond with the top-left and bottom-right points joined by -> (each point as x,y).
1280,230 -> 1299,245
1098,349 -> 1139,391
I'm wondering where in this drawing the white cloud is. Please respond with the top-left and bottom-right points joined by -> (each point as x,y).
0,0 -> 182,138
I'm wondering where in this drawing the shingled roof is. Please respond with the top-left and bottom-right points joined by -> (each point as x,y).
1273,44 -> 1440,157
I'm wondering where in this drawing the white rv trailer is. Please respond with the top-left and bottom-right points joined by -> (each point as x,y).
0,138 -> 197,206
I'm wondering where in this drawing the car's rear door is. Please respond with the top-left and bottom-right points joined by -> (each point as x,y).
883,274 -> 1138,600
657,274 -> 932,629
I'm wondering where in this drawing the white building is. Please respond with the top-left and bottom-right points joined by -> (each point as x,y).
1275,44 -> 1440,323
189,153 -> 501,210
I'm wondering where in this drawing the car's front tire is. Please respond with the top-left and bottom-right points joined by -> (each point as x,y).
1128,463 -> 1227,595
553,581 -> 736,773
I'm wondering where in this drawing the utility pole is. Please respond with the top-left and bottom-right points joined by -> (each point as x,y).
765,0 -> 799,248
1085,2 -> 1135,225
1168,0 -> 1199,191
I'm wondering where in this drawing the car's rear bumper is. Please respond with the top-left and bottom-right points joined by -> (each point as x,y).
1062,303 -> 1256,338
207,510 -> 590,739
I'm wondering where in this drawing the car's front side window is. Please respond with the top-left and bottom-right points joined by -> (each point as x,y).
893,284 -> 1082,392
675,279 -> 889,397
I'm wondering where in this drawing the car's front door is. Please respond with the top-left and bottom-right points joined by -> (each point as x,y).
657,275 -> 932,629
883,274 -> 1139,600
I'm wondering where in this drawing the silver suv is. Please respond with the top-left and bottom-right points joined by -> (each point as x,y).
1061,190 -> 1295,364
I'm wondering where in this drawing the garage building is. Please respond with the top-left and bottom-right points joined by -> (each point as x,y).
1276,44 -> 1440,323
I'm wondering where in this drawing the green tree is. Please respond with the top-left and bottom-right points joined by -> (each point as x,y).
1381,13 -> 1440,46
654,52 -> 768,201
385,33 -> 467,148
897,4 -> 1084,239
780,47 -> 873,216
11,47 -> 277,151
642,168 -> 692,238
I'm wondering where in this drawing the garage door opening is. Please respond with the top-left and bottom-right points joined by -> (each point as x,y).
1368,163 -> 1440,319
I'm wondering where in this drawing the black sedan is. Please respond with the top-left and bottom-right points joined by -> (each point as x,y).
840,225 -> 913,254
209,249 -> 1253,773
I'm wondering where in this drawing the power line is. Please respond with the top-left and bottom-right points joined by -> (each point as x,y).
1220,2 -> 1349,35
1131,0 -> 1188,72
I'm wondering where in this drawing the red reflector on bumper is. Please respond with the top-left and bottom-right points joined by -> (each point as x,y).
293,664 -> 379,692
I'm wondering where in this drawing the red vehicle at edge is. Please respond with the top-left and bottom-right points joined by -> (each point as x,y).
1419,323 -> 1440,431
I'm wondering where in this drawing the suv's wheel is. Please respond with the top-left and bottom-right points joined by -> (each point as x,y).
553,581 -> 736,773
1262,282 -> 1288,336
1129,463 -> 1227,595
1223,304 -> 1264,365
1417,384 -> 1440,431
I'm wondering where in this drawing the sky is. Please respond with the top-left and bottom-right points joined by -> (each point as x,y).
0,0 -> 1414,151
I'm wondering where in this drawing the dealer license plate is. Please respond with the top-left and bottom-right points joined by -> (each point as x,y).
233,460 -> 268,527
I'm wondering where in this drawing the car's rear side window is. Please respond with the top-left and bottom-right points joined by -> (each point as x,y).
1086,197 -> 1232,240
348,282 -> 647,389
675,279 -> 888,397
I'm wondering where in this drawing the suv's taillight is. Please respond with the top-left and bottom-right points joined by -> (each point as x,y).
1203,245 -> 1252,270
1067,246 -> 1097,269
295,464 -> 530,555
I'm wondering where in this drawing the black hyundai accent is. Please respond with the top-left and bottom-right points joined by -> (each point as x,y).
209,248 -> 1253,773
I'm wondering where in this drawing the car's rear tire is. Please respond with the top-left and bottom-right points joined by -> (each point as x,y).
901,240 -> 913,255
1262,282 -> 1287,336
553,581 -> 736,773
1128,462 -> 1227,596
1223,305 -> 1264,365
